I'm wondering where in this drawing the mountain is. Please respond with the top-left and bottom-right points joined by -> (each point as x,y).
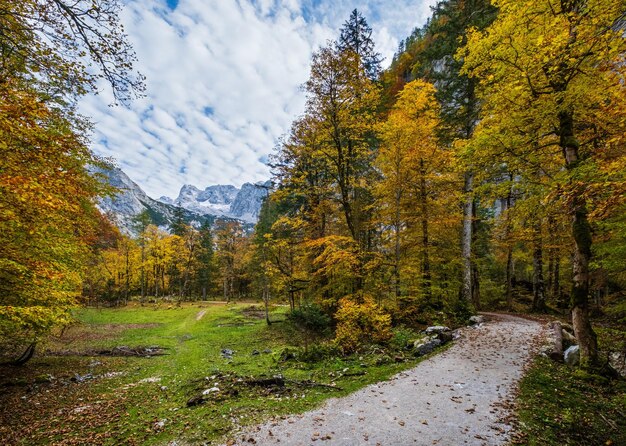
93,166 -> 268,235
164,184 -> 239,219
229,182 -> 271,222
161,181 -> 271,224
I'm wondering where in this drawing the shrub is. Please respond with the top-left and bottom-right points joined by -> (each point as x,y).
288,303 -> 332,350
299,342 -> 340,362
334,295 -> 392,353
390,326 -> 420,350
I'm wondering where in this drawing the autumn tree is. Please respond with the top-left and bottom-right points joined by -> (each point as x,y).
0,0 -> 144,102
303,42 -> 381,277
0,0 -> 143,361
195,221 -> 216,300
461,0 -> 626,365
215,220 -> 249,302
375,80 -> 458,308
0,84 -> 106,360
384,0 -> 497,309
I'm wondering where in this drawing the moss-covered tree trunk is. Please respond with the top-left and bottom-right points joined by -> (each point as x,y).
559,109 -> 598,365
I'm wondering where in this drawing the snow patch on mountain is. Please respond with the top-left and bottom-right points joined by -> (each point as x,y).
93,165 -> 269,235
159,181 -> 270,224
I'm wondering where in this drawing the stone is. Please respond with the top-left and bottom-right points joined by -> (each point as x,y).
424,326 -> 450,335
251,349 -> 260,356
422,326 -> 453,344
469,315 -> 484,325
564,345 -> 580,366
71,373 -> 94,383
202,386 -> 220,395
438,331 -> 454,344
221,349 -> 234,359
413,339 -> 442,357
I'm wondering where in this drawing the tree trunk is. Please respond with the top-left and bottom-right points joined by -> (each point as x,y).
125,247 -> 130,302
394,190 -> 401,300
506,248 -> 514,310
140,244 -> 146,301
461,171 -> 474,305
547,250 -> 554,300
559,108 -> 598,365
471,260 -> 481,310
550,321 -> 564,362
553,256 -> 563,307
503,180 -> 514,310
532,223 -> 546,312
263,284 -> 271,325
471,199 -> 481,310
419,160 -> 432,304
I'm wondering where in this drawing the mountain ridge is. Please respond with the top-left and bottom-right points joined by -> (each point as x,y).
93,166 -> 269,235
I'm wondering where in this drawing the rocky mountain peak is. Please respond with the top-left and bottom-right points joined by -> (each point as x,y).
94,166 -> 268,235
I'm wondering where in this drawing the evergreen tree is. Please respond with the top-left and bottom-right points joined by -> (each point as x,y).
196,221 -> 215,300
170,206 -> 186,236
337,9 -> 383,80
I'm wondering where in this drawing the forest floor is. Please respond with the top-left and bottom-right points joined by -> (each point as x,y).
222,313 -> 546,446
0,302 -> 442,445
3,306 -> 622,445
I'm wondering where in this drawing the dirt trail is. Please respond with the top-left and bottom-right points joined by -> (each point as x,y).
225,313 -> 545,446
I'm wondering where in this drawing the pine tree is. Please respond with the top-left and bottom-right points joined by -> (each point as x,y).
196,221 -> 215,300
170,206 -> 186,236
337,9 -> 383,80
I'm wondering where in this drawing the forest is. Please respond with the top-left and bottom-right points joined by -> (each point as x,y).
69,0 -> 626,363
1,0 -> 626,443
1,0 -> 625,359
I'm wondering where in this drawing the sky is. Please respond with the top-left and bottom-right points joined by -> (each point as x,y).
80,0 -> 438,199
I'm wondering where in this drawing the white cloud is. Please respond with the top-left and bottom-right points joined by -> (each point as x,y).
81,0 -> 438,198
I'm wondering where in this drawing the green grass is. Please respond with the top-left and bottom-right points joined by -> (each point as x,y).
0,303 -> 437,445
514,356 -> 626,446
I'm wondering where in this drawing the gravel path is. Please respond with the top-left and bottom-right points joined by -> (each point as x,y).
225,313 -> 545,446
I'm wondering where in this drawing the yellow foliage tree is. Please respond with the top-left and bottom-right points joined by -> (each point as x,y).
375,80 -> 460,307
461,0 -> 626,365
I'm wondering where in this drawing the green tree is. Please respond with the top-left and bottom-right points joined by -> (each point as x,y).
170,206 -> 187,236
196,221 -> 216,300
338,9 -> 383,80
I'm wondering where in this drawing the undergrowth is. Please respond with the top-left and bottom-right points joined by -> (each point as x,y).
514,356 -> 626,446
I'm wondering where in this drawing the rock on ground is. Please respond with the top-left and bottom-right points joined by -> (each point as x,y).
223,313 -> 545,446
564,345 -> 580,366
